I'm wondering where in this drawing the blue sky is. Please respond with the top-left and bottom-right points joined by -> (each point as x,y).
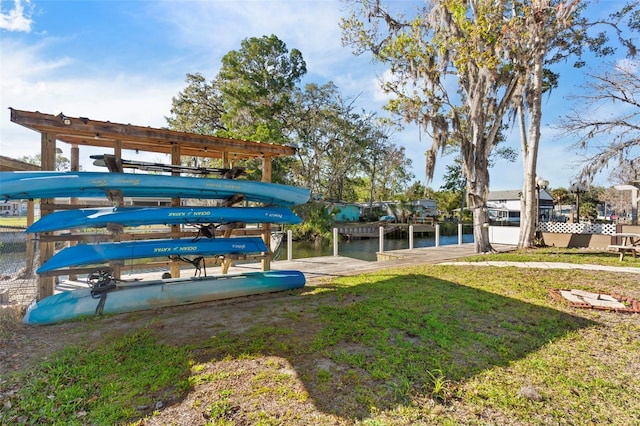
0,0 -> 632,191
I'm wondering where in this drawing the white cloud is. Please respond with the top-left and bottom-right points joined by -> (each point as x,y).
0,37 -> 183,163
0,0 -> 33,32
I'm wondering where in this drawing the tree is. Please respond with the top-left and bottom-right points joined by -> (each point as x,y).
342,0 -> 524,252
558,63 -> 640,184
166,73 -> 226,135
358,122 -> 390,214
512,2 -> 639,247
342,1 -> 638,251
19,153 -> 70,171
433,189 -> 463,221
288,82 -> 358,197
405,181 -> 428,200
549,187 -> 572,218
166,35 -> 307,183
217,34 -> 306,144
288,82 -> 412,201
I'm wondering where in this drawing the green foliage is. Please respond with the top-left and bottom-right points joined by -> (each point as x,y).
165,36 -> 414,198
3,254 -> 640,424
217,34 -> 306,145
0,329 -> 192,425
291,201 -> 336,243
166,73 -> 226,134
18,153 -> 70,171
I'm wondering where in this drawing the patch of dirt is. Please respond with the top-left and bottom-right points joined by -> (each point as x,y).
0,285 -> 323,377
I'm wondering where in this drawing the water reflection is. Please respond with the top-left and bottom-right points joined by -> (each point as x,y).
283,234 -> 475,261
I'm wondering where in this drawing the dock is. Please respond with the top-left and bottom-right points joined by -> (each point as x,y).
52,243 -> 517,292
77,243 -> 516,286
228,243 -> 516,282
335,223 -> 434,239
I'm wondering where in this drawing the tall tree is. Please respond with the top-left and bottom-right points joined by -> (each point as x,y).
288,82 -> 348,195
341,0 -> 521,252
166,73 -> 226,135
373,143 -> 414,201
288,82 -> 411,201
507,1 -> 580,248
166,35 -> 307,182
512,2 -> 639,247
217,34 -> 307,144
558,63 -> 640,185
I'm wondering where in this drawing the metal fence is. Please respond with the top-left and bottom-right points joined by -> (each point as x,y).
0,225 -> 38,306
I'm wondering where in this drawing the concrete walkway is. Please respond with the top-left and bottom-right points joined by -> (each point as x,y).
225,243 -> 640,281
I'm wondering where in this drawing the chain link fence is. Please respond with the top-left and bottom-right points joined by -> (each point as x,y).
0,225 -> 39,307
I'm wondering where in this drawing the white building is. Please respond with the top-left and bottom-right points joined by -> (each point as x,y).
487,189 -> 555,225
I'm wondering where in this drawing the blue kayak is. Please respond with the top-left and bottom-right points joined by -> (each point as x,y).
27,206 -> 302,233
23,270 -> 306,325
37,237 -> 268,273
0,171 -> 310,207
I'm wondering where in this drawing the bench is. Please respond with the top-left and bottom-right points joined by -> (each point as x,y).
607,245 -> 640,261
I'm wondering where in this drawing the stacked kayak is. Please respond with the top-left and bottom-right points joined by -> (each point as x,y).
23,270 -> 306,325
0,171 -> 310,206
35,237 -> 269,273
26,206 -> 302,233
0,171 -> 310,325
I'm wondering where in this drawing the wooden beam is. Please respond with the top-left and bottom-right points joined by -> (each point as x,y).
0,155 -> 41,171
10,108 -> 296,158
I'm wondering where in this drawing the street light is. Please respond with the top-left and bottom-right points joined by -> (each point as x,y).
535,177 -> 549,246
569,182 -> 587,223
536,176 -> 549,226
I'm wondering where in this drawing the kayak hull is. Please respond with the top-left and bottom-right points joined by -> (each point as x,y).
27,206 -> 302,233
23,270 -> 306,325
37,237 -> 268,273
0,171 -> 310,206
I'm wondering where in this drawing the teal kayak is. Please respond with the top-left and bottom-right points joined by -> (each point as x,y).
37,237 -> 268,273
23,270 -> 306,325
27,206 -> 301,233
0,171 -> 310,206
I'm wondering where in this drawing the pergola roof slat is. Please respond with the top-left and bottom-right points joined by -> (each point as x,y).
9,108 -> 296,159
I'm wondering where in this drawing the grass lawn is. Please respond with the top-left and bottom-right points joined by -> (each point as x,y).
464,246 -> 640,268
1,250 -> 639,425
0,217 -> 29,228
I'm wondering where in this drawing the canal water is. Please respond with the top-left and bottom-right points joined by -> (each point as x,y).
284,233 -> 475,261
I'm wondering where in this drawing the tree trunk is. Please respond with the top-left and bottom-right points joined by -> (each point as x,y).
467,168 -> 494,253
517,34 -> 545,248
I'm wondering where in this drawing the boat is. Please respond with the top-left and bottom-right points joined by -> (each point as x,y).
23,269 -> 306,325
27,206 -> 302,233
0,171 -> 310,206
37,237 -> 268,273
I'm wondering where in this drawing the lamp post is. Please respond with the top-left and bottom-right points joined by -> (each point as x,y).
535,176 -> 549,226
569,182 -> 587,223
535,177 -> 549,246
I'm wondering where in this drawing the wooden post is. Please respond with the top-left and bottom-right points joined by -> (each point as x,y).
38,132 -> 57,300
261,156 -> 272,271
25,199 -> 35,276
68,144 -> 80,281
109,141 -> 123,279
170,144 -> 182,279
